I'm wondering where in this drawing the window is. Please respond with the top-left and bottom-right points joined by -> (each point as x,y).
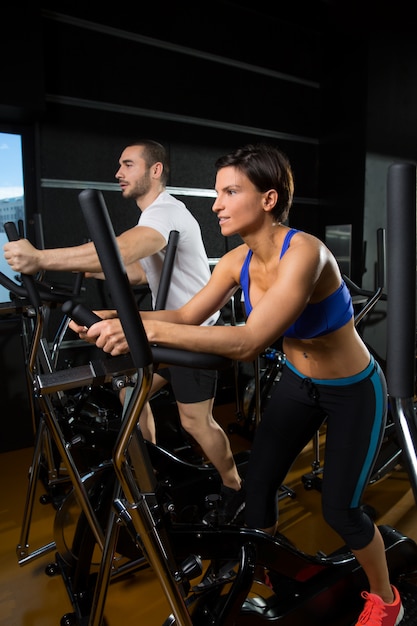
0,127 -> 38,304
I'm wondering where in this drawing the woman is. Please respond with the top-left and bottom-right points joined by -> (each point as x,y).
76,143 -> 403,626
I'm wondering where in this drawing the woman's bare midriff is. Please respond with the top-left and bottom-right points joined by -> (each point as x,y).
282,320 -> 371,380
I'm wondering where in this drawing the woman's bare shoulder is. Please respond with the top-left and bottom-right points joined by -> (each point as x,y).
290,229 -> 321,246
213,243 -> 249,281
220,242 -> 249,265
287,230 -> 328,259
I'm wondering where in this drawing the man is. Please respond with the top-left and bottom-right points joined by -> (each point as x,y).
4,139 -> 244,522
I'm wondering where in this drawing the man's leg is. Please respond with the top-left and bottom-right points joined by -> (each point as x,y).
120,373 -> 168,443
176,398 -> 241,491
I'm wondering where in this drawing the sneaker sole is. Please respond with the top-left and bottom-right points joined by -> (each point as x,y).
395,604 -> 405,625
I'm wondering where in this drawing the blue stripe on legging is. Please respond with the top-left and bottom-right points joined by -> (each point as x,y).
351,361 -> 384,506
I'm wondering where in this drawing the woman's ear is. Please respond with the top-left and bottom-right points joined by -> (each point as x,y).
263,189 -> 278,211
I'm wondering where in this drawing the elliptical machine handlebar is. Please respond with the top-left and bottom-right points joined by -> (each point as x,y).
343,227 -> 387,326
78,189 -> 152,370
4,221 -> 43,310
0,270 -> 81,305
2,221 -> 85,306
61,297 -> 232,372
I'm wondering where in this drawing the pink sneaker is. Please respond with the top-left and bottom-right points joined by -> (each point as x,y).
356,585 -> 404,625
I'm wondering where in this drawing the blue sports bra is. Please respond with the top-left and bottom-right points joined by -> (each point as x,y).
240,228 -> 354,339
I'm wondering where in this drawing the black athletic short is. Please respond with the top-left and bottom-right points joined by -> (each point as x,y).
157,365 -> 217,403
156,315 -> 224,403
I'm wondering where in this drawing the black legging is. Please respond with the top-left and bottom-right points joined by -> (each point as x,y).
244,355 -> 387,550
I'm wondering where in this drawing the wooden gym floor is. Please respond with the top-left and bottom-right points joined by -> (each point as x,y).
1,402 -> 417,626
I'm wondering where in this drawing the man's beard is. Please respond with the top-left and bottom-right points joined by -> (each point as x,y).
128,173 -> 151,200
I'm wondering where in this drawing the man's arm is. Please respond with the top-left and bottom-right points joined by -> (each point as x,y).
3,238 -> 101,274
86,260 -> 148,284
3,225 -> 166,275
115,226 -> 166,266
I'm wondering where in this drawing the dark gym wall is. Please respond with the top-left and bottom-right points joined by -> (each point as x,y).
1,5 -> 45,121
4,4 -> 416,282
4,1 -> 416,449
30,2 -> 326,311
1,1 -> 328,449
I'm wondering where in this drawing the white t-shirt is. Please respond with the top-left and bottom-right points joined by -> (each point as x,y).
138,191 -> 219,326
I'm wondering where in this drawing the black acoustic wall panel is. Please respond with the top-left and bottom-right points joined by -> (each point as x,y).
0,317 -> 33,452
1,5 -> 45,121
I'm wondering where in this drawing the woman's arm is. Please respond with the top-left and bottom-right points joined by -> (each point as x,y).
143,235 -> 327,361
75,247 -> 244,354
74,236 -> 326,362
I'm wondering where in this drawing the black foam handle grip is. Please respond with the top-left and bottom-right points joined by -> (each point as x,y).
0,271 -> 27,297
4,221 -> 42,309
33,213 -> 45,250
154,230 -> 179,311
78,189 -> 153,369
151,345 -> 232,371
72,272 -> 85,297
61,300 -> 233,370
0,270 -> 76,303
61,300 -> 102,327
5,221 -> 22,242
376,227 -> 385,290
